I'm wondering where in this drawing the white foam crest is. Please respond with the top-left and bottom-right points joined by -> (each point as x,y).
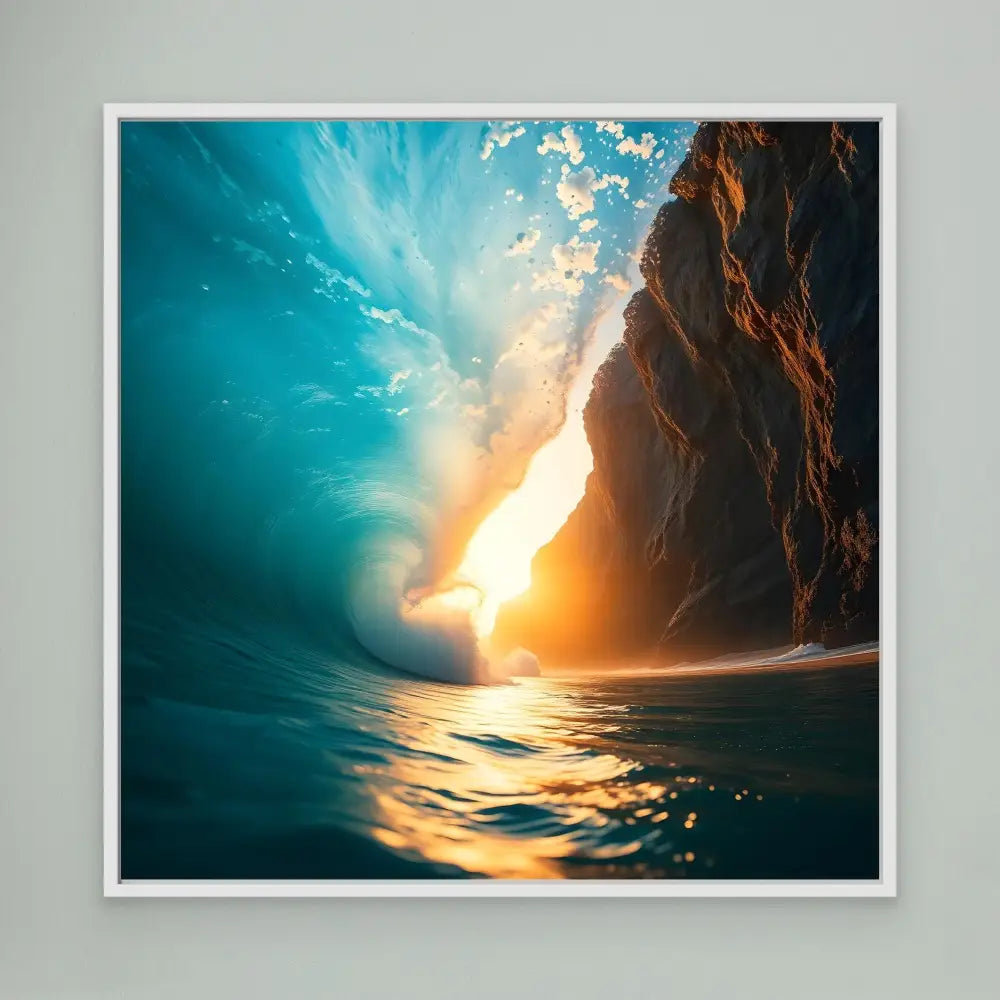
345,537 -> 539,685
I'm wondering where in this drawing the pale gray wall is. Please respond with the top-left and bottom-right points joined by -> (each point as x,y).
1,1 -> 998,997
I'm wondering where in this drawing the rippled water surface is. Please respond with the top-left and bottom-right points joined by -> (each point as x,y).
122,596 -> 879,881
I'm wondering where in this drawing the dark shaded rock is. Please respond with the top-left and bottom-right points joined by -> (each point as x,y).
494,121 -> 879,663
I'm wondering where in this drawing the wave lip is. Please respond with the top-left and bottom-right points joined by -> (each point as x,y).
346,538 -> 539,685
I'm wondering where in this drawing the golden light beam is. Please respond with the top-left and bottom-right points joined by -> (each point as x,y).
453,292 -> 631,636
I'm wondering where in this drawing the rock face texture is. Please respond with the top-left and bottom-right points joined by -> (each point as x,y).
494,121 -> 879,663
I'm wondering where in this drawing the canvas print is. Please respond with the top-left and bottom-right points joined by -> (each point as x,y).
115,113 -> 885,885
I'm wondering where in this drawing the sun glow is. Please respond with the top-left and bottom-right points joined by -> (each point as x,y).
453,295 -> 631,637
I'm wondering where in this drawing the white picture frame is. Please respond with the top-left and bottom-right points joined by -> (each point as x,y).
104,102 -> 896,898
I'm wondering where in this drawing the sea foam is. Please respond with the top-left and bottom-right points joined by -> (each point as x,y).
346,537 -> 539,685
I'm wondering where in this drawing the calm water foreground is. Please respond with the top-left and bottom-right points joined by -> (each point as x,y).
122,600 -> 879,881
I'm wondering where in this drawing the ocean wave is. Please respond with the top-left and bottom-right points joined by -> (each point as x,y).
345,536 -> 539,684
120,119 -> 691,690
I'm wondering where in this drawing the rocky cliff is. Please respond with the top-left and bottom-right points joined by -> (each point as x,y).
494,121 -> 880,663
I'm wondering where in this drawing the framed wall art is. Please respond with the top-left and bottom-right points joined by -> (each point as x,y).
104,103 -> 896,896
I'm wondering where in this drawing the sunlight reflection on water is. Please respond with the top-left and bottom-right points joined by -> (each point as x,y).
362,678 -> 661,877
325,662 -> 878,879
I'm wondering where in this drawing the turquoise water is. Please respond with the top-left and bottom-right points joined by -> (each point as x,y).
121,117 -> 697,684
